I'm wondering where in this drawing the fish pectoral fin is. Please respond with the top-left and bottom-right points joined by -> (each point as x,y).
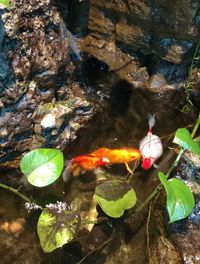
71,164 -> 83,177
153,163 -> 159,169
125,163 -> 133,174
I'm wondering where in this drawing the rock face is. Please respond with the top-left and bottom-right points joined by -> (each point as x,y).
0,0 -> 95,164
0,0 -> 199,165
88,0 -> 200,64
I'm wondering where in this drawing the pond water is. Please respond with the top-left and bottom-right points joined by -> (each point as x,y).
0,54 -> 197,264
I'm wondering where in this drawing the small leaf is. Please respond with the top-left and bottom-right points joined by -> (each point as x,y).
20,148 -> 64,187
0,0 -> 9,8
37,207 -> 80,253
95,180 -> 137,218
158,172 -> 195,223
173,128 -> 200,155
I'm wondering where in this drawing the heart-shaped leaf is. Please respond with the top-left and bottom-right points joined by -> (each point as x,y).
0,0 -> 9,8
20,148 -> 64,187
173,128 -> 200,155
158,172 -> 195,223
95,180 -> 137,218
37,205 -> 80,253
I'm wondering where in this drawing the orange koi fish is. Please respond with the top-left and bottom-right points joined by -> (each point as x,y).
139,114 -> 163,169
64,147 -> 141,178
71,154 -> 109,176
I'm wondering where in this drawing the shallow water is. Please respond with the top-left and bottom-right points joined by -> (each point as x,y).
0,55 -> 197,263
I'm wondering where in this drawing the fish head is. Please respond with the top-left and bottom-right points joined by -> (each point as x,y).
141,157 -> 153,170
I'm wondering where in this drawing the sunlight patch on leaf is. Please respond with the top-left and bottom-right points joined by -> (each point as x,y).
20,148 -> 64,187
173,128 -> 200,155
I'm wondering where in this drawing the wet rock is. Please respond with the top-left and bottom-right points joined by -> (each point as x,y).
104,227 -> 147,264
67,0 -> 90,35
0,232 -> 42,264
190,68 -> 200,110
3,0 -> 69,90
152,39 -> 193,64
170,222 -> 200,264
0,0 -> 97,165
150,235 -> 182,264
148,74 -> 168,89
81,35 -> 149,87
147,175 -> 182,264
33,96 -> 94,149
88,0 -> 200,63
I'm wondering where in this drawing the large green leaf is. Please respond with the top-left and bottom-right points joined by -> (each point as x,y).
158,172 -> 195,223
173,128 -> 200,155
0,0 -> 9,7
95,180 -> 137,218
37,206 -> 80,253
20,148 -> 64,187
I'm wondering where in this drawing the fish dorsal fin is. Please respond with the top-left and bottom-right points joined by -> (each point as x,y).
148,114 -> 155,130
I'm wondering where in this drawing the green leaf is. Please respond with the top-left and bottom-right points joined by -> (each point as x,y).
37,206 -> 80,253
95,180 -> 137,218
0,0 -> 9,8
20,148 -> 64,187
158,172 -> 195,223
173,128 -> 200,155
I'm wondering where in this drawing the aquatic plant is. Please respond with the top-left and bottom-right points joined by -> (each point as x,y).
182,41 -> 200,113
0,113 -> 199,253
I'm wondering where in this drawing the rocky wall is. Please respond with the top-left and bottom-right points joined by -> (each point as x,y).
88,0 -> 200,64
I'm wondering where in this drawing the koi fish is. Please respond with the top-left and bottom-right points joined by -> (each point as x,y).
71,154 -> 109,176
63,147 -> 141,179
139,114 -> 163,169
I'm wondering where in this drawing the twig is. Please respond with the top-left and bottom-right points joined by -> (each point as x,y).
146,202 -> 152,260
77,233 -> 119,264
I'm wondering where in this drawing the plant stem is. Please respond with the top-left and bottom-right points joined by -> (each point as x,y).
0,182 -> 32,203
191,112 -> 200,139
135,184 -> 162,213
165,149 -> 184,179
188,41 -> 200,83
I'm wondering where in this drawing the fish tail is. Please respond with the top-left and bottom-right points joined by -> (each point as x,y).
148,114 -> 155,130
62,160 -> 73,183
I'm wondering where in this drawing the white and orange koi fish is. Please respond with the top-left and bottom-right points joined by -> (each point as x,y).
139,114 -> 163,169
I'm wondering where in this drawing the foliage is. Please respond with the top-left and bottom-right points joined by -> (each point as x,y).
0,0 -> 9,8
20,148 -> 64,187
173,128 -> 200,155
37,205 -> 80,253
158,172 -> 195,223
182,41 -> 200,113
95,180 -> 136,218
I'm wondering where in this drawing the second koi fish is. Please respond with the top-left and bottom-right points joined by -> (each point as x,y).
67,147 -> 142,177
139,114 -> 163,169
